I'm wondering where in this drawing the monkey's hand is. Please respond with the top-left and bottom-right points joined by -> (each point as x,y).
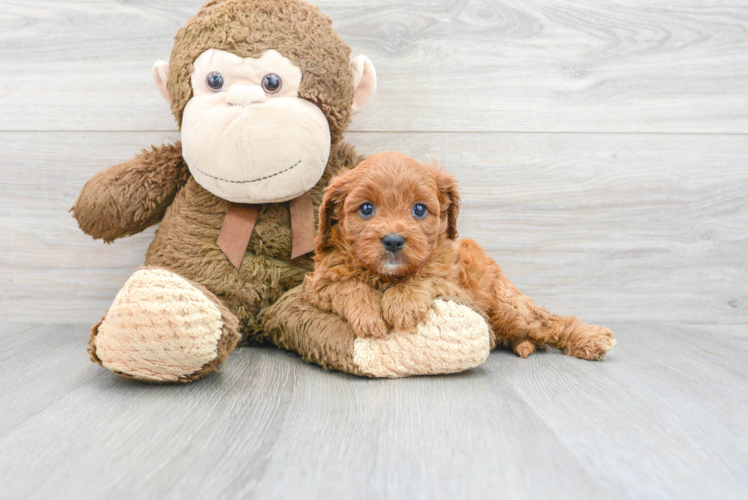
303,275 -> 389,339
72,142 -> 190,242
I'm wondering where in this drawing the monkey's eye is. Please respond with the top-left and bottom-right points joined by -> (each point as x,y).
359,202 -> 375,219
412,203 -> 428,219
207,72 -> 224,92
262,73 -> 282,94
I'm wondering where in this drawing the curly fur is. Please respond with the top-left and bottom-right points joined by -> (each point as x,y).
304,152 -> 616,360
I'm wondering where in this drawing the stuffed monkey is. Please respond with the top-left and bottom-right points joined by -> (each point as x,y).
73,0 -> 491,382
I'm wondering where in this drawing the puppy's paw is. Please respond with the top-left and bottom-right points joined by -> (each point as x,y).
381,293 -> 431,333
563,325 -> 616,361
513,340 -> 537,358
349,306 -> 390,339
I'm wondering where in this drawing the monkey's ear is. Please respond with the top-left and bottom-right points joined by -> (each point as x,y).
316,172 -> 353,253
350,56 -> 377,115
433,167 -> 461,240
152,61 -> 171,103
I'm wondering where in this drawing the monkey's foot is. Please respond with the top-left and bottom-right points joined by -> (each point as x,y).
264,288 -> 490,378
352,299 -> 490,377
89,267 -> 241,383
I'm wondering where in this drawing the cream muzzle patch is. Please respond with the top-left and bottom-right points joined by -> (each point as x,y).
181,49 -> 331,204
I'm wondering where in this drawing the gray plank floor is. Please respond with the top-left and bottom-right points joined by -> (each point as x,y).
1,323 -> 746,500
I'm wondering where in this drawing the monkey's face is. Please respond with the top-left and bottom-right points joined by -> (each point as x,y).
180,49 -> 332,204
154,0 -> 377,204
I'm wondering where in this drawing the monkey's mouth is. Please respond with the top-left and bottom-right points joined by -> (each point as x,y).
192,160 -> 302,184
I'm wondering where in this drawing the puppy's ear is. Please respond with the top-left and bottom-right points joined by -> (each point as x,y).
316,171 -> 352,252
433,168 -> 461,239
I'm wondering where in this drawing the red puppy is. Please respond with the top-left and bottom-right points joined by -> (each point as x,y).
304,152 -> 615,360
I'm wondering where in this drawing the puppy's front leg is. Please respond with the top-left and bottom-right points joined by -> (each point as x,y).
382,277 -> 468,332
303,276 -> 389,339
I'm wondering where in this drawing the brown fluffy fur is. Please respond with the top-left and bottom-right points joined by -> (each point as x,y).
73,0 -> 365,347
304,152 -> 616,360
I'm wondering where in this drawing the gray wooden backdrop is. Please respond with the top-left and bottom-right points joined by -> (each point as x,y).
0,0 -> 746,325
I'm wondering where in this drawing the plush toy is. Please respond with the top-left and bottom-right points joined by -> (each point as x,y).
73,0 -> 491,382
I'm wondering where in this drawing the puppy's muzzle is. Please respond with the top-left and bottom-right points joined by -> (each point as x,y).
382,233 -> 406,253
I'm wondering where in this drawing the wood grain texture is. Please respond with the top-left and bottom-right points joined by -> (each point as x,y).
1,131 -> 745,324
1,0 -> 747,133
1,322 -> 746,499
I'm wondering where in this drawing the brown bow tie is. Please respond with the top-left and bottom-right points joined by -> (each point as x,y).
217,192 -> 316,269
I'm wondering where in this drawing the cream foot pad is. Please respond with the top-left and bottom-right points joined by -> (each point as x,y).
94,268 -> 226,382
352,300 -> 490,378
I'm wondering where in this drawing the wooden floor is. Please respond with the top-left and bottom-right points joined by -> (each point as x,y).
0,323 -> 746,499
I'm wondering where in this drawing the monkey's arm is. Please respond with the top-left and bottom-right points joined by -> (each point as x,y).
303,274 -> 389,339
72,143 -> 190,242
381,275 -> 470,332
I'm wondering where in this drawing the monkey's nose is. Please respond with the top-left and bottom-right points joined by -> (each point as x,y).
382,234 -> 406,253
226,85 -> 266,106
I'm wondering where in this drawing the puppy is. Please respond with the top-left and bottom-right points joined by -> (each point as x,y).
304,151 -> 615,360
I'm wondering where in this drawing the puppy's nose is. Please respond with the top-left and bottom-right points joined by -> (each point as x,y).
382,234 -> 406,253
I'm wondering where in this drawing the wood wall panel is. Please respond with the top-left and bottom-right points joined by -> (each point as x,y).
0,0 -> 746,133
1,131 -> 745,324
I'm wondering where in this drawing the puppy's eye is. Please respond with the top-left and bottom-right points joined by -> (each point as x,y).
262,73 -> 282,94
207,71 -> 224,92
412,203 -> 428,219
359,202 -> 374,219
